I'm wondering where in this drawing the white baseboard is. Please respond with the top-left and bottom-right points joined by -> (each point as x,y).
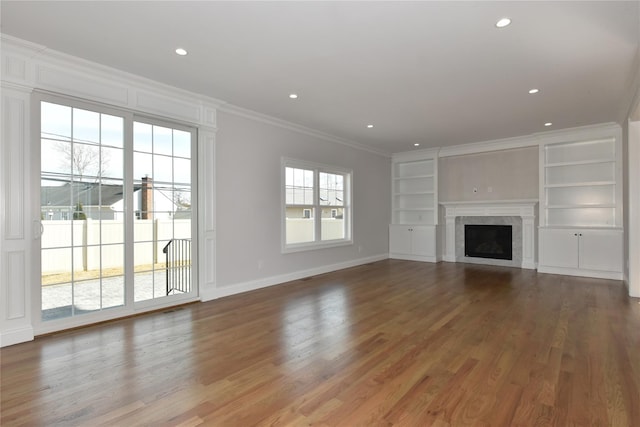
200,254 -> 389,301
389,253 -> 439,263
0,325 -> 34,348
537,266 -> 623,281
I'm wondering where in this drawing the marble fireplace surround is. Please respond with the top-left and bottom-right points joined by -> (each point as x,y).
441,200 -> 538,269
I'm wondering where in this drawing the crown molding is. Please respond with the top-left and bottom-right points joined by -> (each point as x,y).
218,102 -> 391,158
438,134 -> 538,158
532,122 -> 621,145
437,122 -> 621,158
392,147 -> 439,162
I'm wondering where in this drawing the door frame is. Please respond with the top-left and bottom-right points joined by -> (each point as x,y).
32,92 -> 200,335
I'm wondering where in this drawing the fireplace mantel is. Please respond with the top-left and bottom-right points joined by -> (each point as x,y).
440,200 -> 538,269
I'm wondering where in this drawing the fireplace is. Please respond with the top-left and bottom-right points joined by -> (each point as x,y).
441,200 -> 538,269
464,224 -> 512,260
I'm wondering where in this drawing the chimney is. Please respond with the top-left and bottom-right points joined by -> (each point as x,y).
141,176 -> 153,219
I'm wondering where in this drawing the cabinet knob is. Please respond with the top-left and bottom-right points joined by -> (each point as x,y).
574,233 -> 578,236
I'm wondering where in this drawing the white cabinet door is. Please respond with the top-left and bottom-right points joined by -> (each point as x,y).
389,225 -> 412,255
539,228 -> 579,269
411,226 -> 435,257
579,230 -> 623,272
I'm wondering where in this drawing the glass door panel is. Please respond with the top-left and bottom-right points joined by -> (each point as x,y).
133,120 -> 194,301
40,101 -> 125,321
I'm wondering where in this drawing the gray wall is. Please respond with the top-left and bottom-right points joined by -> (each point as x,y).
215,111 -> 391,289
439,147 -> 539,202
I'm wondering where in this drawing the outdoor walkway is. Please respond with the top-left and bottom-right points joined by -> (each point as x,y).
42,270 -> 167,320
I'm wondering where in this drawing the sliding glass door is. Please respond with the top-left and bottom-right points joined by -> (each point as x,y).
37,95 -> 196,326
132,119 -> 193,303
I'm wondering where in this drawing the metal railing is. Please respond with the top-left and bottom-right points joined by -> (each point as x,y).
163,238 -> 192,295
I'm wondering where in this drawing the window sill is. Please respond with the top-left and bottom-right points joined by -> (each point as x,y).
282,239 -> 353,254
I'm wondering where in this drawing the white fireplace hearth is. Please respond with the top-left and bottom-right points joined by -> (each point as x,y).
441,200 -> 538,269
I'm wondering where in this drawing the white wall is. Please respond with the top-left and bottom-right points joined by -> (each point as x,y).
213,111 -> 390,294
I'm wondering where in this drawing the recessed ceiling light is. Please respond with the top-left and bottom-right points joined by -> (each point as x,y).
175,48 -> 188,56
367,124 -> 374,128
528,88 -> 540,94
495,18 -> 511,28
289,93 -> 298,99
544,122 -> 553,127
414,143 -> 420,147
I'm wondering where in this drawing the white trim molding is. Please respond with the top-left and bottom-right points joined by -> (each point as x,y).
441,200 -> 538,269
201,254 -> 388,301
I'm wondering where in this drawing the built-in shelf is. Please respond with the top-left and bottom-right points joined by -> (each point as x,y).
540,136 -> 620,228
390,149 -> 440,263
538,127 -> 623,280
544,181 -> 616,188
545,159 -> 615,168
391,152 -> 438,226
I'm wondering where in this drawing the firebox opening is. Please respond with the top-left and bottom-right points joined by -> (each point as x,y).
464,224 -> 513,260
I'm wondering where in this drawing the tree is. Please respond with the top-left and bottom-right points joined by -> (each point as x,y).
56,142 -> 110,183
73,202 -> 87,220
174,191 -> 191,211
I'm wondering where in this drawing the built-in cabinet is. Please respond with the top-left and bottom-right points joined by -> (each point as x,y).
389,149 -> 439,262
389,225 -> 436,261
538,126 -> 623,280
539,228 -> 623,278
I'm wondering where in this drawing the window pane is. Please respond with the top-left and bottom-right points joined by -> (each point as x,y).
72,143 -> 101,181
42,141 -> 72,175
320,172 -> 344,206
174,189 -> 191,213
41,102 -> 71,141
288,167 -> 314,206
153,154 -> 173,183
174,130 -> 191,158
101,217 -> 124,245
322,207 -> 345,241
102,244 -> 124,276
134,217 -> 154,242
174,158 -> 191,185
73,108 -> 100,144
286,208 -> 315,244
42,248 -> 73,285
101,114 -> 123,148
153,125 -> 173,156
134,152 -> 152,181
74,279 -> 100,314
134,122 -> 152,153
102,147 -> 123,179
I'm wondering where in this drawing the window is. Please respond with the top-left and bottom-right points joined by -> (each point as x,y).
283,158 -> 352,252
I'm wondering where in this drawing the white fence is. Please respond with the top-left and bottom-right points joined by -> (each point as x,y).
41,219 -> 191,274
285,218 -> 345,244
42,218 -> 344,274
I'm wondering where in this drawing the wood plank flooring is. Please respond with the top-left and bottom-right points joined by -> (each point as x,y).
1,260 -> 639,426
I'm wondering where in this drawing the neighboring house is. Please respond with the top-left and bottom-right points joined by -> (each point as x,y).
41,182 -> 133,220
41,177 -> 190,221
286,207 -> 343,219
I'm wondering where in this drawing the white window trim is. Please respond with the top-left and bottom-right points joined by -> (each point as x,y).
281,157 -> 353,253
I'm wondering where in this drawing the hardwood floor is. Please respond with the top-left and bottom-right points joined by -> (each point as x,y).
1,260 -> 639,426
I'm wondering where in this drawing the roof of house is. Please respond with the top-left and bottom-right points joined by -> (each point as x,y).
41,183 -> 140,207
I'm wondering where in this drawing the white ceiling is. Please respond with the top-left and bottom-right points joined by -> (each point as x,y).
2,1 -> 639,154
